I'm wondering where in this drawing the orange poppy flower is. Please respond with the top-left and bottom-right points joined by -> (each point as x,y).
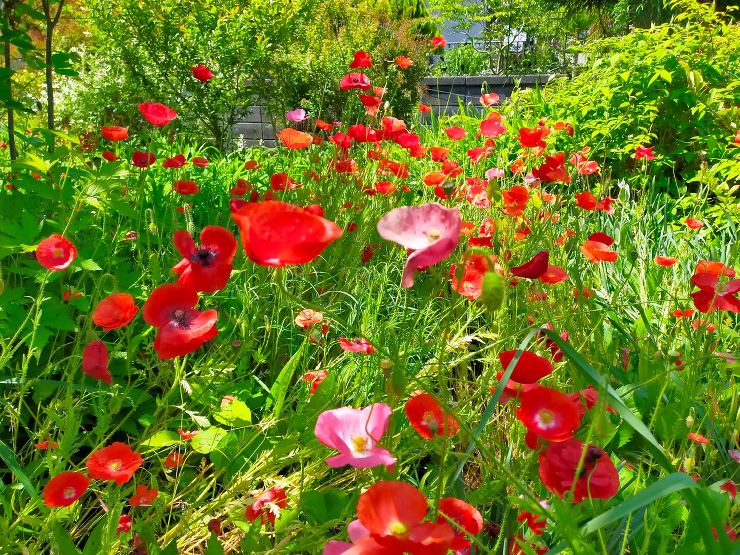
277,128 -> 313,149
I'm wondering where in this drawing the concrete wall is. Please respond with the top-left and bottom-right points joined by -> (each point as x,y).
232,74 -> 566,147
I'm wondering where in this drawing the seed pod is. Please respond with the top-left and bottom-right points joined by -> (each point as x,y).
480,271 -> 506,312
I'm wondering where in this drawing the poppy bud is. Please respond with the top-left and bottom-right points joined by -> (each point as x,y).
389,367 -> 407,397
480,272 -> 506,313
486,180 -> 501,202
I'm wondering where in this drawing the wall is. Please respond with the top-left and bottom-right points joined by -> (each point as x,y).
232,74 -> 566,147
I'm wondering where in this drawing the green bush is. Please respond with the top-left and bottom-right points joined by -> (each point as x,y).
510,0 -> 740,196
58,0 -> 433,148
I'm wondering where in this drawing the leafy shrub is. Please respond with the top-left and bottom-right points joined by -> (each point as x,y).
58,0 -> 432,148
510,0 -> 740,196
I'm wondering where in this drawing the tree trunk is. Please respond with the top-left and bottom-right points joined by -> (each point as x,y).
45,25 -> 54,131
42,0 -> 64,136
3,7 -> 17,161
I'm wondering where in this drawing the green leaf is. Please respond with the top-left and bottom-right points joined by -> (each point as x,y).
191,426 -> 227,454
266,341 -> 305,419
581,473 -> 698,536
213,399 -> 251,426
52,524 -> 83,555
140,430 -> 180,449
79,259 -> 102,271
0,439 -> 38,499
206,532 -> 225,555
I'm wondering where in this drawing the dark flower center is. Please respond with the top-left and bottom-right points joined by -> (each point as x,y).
191,247 -> 216,267
172,309 -> 192,329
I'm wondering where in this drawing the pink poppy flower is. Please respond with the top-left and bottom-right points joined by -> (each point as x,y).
285,108 -> 307,123
339,337 -> 376,354
340,73 -> 371,91
314,403 -> 396,469
377,203 -> 462,288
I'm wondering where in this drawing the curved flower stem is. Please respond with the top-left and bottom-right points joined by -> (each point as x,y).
447,325 -> 544,489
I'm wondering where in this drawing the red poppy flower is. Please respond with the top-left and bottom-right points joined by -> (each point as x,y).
575,191 -> 598,210
445,126 -> 466,140
101,125 -> 129,141
423,171 -> 447,187
191,156 -> 208,168
518,126 -> 548,149
418,103 -> 431,113
539,439 -> 619,502
685,217 -> 704,229
36,234 -> 77,271
395,132 -> 420,150
172,180 -> 199,195
498,350 -> 553,384
437,497 -> 483,550
633,145 -> 654,160
43,471 -> 90,507
492,372 -> 540,404
245,486 -> 288,525
395,55 -> 413,69
302,370 -> 329,394
231,201 -> 342,267
581,240 -> 618,263
672,308 -> 694,318
191,64 -> 215,82
230,178 -> 250,196
143,283 -> 218,359
450,253 -> 494,300
349,50 -> 372,68
428,146 -> 449,162
516,386 -> 582,442
178,428 -> 198,440
129,484 -> 158,507
277,128 -> 313,149
501,187 -> 529,218
132,151 -> 156,168
348,124 -> 379,143
655,255 -> 677,266
532,152 -> 570,183
92,293 -> 139,330
82,339 -> 111,383
269,172 -> 299,191
101,150 -> 119,161
690,272 -> 740,313
162,450 -> 184,468
138,102 -> 177,127
340,73 -> 371,91
687,432 -> 710,445
695,260 -> 735,277
430,36 -> 447,48
117,514 -> 132,534
244,160 -> 260,171
375,181 -> 397,195
358,481 -> 454,553
339,337 -> 376,354
315,119 -> 333,133
87,442 -> 142,485
720,480 -> 736,499
163,153 -> 186,168
540,265 -> 568,284
404,391 -> 459,439
510,251 -> 549,279
378,159 -> 409,178
588,232 -> 614,246
480,92 -> 500,106
480,112 -> 506,138
172,226 -> 237,293
35,439 -> 59,449
517,510 -> 547,536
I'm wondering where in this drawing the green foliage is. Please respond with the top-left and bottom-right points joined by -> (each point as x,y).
511,0 -> 740,196
60,0 -> 431,147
